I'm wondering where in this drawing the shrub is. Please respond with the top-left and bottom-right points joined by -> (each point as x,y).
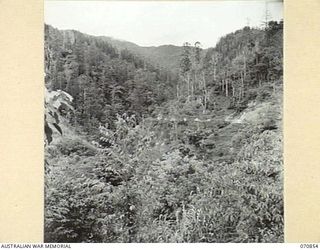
56,137 -> 97,156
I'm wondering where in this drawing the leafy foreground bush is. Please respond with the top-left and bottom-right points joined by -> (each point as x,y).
45,114 -> 283,243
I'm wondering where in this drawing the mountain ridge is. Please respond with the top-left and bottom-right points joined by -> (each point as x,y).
45,24 -> 212,74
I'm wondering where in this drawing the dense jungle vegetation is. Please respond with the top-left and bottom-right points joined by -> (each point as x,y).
44,20 -> 283,242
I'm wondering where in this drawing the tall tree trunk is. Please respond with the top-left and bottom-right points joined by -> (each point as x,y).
176,84 -> 179,99
203,72 -> 207,113
241,72 -> 245,100
187,74 -> 190,101
225,78 -> 229,97
191,74 -> 194,98
273,81 -> 276,94
232,82 -> 235,97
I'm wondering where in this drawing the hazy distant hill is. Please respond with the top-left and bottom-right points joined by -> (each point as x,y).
100,36 -> 183,73
46,25 -> 203,74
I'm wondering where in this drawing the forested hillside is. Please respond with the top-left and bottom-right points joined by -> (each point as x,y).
99,37 -> 183,73
44,20 -> 283,243
45,24 -> 178,134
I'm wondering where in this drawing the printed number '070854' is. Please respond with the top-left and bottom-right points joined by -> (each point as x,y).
300,244 -> 319,248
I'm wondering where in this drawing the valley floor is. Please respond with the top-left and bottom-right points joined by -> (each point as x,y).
45,86 -> 283,243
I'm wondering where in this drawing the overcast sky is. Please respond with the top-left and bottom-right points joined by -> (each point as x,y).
45,0 -> 283,48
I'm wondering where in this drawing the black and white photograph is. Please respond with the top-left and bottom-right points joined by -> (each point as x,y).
44,0 -> 283,243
